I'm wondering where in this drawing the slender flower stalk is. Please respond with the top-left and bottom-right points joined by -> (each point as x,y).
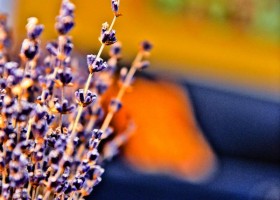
70,12 -> 118,137
100,41 -> 152,144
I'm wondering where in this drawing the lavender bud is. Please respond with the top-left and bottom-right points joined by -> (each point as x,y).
57,67 -> 72,85
50,150 -> 61,164
73,136 -> 79,146
109,99 -> 122,113
95,79 -> 108,95
87,54 -> 108,73
46,42 -> 59,56
0,130 -> 6,143
0,155 -> 4,171
26,17 -> 44,39
2,184 -> 10,199
73,176 -> 85,190
55,99 -> 75,114
56,16 -> 74,35
88,138 -> 99,150
111,0 -> 119,12
64,184 -> 73,195
101,22 -> 109,34
50,177 -> 60,188
103,141 -> 119,160
61,0 -> 75,15
21,188 -> 29,199
91,129 -> 103,140
4,61 -> 19,72
80,160 -> 90,173
140,40 -> 153,52
87,149 -> 99,162
137,60 -> 150,70
62,156 -> 73,168
31,24 -> 44,39
102,127 -> 114,139
85,165 -> 104,181
64,43 -> 73,57
120,67 -> 128,82
45,113 -> 55,125
93,176 -> 102,186
101,30 -> 117,45
75,89 -> 97,107
37,195 -> 43,200
87,54 -> 96,66
110,41 -> 122,57
21,39 -> 39,60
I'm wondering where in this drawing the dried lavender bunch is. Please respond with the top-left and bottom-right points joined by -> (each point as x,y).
0,0 -> 152,200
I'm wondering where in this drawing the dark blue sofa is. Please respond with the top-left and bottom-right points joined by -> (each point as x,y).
89,78 -> 280,200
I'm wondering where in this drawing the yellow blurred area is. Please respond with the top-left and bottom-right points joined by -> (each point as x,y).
15,0 -> 280,95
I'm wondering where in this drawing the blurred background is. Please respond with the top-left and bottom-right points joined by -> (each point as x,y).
1,0 -> 280,199
9,0 -> 280,99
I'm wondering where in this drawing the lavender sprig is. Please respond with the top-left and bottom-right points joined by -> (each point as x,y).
0,0 -> 153,199
69,0 -> 122,147
41,1 -> 122,199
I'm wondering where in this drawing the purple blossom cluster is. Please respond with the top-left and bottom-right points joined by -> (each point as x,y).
0,0 -> 152,199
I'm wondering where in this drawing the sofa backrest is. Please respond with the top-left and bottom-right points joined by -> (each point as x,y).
185,81 -> 280,164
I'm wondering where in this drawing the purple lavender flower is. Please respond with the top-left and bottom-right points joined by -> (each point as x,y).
109,99 -> 122,113
0,89 -> 6,108
26,17 -> 44,39
46,42 -> 59,56
87,54 -> 108,73
111,0 -> 119,13
92,129 -> 103,140
57,67 -> 73,85
55,99 -> 75,114
61,0 -> 75,17
86,149 -> 99,162
0,14 -> 11,50
63,40 -> 73,56
75,89 -> 97,107
120,67 -> 128,82
101,30 -> 117,45
21,39 -> 39,60
137,60 -> 150,70
109,41 -> 122,57
103,127 -> 114,139
95,79 -> 108,95
141,40 -> 153,52
72,175 -> 85,190
55,0 -> 75,35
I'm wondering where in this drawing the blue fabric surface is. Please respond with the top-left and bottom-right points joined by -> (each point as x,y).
88,80 -> 280,200
184,82 -> 280,164
90,158 -> 280,200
